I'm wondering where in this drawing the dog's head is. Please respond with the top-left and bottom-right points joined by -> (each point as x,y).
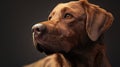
32,0 -> 113,54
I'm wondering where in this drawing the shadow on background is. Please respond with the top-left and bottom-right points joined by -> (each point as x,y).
1,0 -> 120,67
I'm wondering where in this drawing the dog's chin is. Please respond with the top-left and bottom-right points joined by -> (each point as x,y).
36,43 -> 44,53
36,43 -> 55,55
35,43 -> 67,55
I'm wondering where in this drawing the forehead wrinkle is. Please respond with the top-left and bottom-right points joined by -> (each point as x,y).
51,3 -> 66,14
50,1 -> 85,19
62,6 -> 85,18
53,3 -> 67,11
49,4 -> 65,20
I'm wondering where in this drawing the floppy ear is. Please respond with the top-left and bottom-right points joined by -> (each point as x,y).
83,2 -> 114,41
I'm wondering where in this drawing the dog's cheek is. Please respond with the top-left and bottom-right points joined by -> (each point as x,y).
46,38 -> 73,52
61,41 -> 74,52
61,28 -> 75,38
48,40 -> 70,53
56,23 -> 74,37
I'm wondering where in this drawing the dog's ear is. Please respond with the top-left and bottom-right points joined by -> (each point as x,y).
82,2 -> 114,41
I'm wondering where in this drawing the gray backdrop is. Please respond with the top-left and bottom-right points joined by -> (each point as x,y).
1,0 -> 120,67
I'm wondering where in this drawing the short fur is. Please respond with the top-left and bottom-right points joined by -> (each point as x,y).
25,0 -> 114,67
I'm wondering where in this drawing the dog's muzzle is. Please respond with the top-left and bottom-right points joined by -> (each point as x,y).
32,23 -> 47,51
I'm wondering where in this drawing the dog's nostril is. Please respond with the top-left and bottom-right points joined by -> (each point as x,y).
32,24 -> 46,33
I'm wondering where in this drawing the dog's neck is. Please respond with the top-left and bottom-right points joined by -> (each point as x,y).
63,40 -> 111,67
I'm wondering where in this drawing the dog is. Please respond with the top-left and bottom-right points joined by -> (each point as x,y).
25,0 -> 114,67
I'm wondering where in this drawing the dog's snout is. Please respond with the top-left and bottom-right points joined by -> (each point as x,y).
32,24 -> 46,34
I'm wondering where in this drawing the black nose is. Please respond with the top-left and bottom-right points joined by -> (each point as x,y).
32,24 -> 46,34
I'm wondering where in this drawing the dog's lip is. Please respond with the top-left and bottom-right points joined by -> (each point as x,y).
33,33 -> 45,53
35,43 -> 53,54
33,32 -> 44,40
33,33 -> 67,55
36,43 -> 67,55
36,43 -> 45,53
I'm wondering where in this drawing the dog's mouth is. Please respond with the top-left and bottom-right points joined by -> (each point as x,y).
36,43 -> 55,55
33,31 -> 68,55
36,43 -> 67,55
36,43 -> 44,52
32,32 -> 52,54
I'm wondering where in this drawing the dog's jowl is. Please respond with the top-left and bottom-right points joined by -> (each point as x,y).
25,0 -> 114,67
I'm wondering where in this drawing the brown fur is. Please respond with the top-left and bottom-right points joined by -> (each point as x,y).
25,0 -> 114,67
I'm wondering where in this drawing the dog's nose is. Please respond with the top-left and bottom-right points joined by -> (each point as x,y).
32,24 -> 46,34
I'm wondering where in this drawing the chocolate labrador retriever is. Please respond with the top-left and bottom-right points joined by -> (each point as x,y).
25,0 -> 114,67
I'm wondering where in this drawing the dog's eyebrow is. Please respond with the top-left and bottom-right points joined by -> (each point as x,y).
60,6 -> 84,18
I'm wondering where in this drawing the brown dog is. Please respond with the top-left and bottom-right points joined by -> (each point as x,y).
25,0 -> 114,67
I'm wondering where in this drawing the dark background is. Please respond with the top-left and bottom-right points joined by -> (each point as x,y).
1,0 -> 120,67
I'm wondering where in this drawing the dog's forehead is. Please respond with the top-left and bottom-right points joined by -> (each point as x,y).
52,1 -> 84,14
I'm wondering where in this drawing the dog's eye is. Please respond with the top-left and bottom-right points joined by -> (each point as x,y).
64,13 -> 73,19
